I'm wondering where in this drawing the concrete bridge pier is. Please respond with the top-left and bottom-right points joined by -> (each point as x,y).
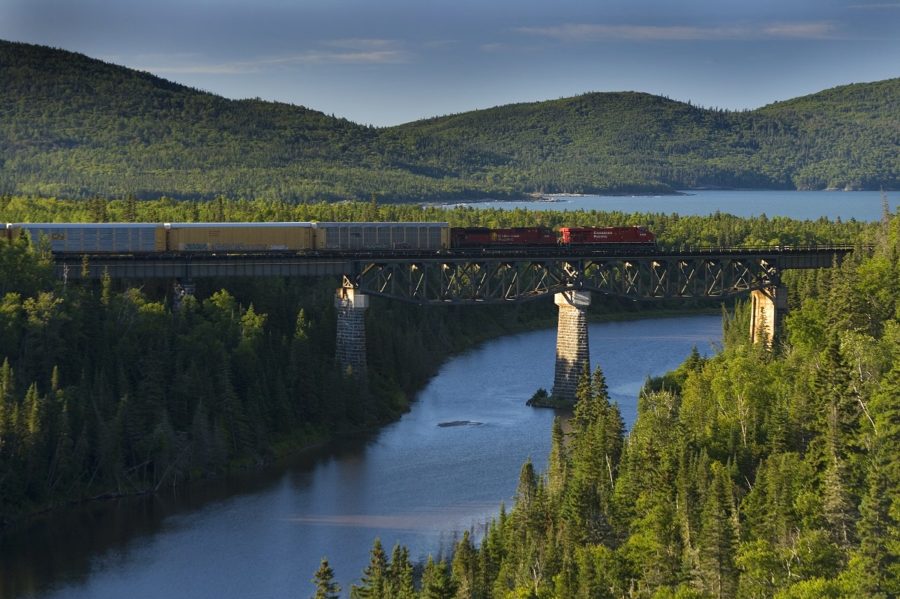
335,287 -> 369,377
551,290 -> 592,403
750,285 -> 787,347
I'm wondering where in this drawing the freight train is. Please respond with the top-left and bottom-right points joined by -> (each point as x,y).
2,222 -> 655,254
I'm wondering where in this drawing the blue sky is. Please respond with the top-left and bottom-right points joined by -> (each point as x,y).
2,0 -> 898,126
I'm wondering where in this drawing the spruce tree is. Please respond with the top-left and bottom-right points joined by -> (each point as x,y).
351,538 -> 387,599
451,531 -> 479,599
695,462 -> 737,599
547,416 -> 568,499
421,556 -> 456,599
312,558 -> 340,599
386,544 -> 415,599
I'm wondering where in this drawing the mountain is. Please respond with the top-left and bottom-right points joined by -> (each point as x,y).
0,39 -> 897,202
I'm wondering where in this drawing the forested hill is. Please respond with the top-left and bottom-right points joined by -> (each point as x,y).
392,80 -> 899,194
1,40 -> 897,201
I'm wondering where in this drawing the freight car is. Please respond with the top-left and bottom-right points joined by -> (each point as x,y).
4,221 -> 452,254
7,223 -> 166,253
3,222 -> 656,254
165,222 -> 314,252
450,227 -> 557,248
314,222 -> 449,251
559,226 -> 656,246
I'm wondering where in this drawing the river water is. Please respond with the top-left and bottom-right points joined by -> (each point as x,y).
440,189 -> 897,221
1,315 -> 721,599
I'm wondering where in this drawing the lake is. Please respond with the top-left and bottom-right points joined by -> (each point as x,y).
438,189 -> 897,221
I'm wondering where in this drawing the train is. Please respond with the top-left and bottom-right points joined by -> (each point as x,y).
2,222 -> 656,254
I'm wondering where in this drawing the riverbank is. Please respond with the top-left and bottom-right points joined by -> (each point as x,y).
0,300 -> 720,535
0,313 -> 725,599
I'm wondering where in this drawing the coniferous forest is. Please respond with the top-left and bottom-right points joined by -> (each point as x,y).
2,27 -> 899,599
325,213 -> 900,598
2,196 -> 898,597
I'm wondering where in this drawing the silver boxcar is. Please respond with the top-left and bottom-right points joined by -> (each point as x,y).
313,222 -> 449,251
8,223 -> 166,253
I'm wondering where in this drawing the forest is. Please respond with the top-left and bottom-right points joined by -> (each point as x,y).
1,40 -> 897,202
318,210 -> 899,597
1,195 -> 895,599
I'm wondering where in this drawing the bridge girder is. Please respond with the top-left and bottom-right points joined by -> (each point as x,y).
51,246 -> 854,305
345,255 -> 786,304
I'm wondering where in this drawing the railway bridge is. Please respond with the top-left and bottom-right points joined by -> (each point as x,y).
54,245 -> 856,402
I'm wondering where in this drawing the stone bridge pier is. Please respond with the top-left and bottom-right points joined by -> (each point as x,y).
335,287 -> 369,377
551,290 -> 591,403
750,285 -> 787,347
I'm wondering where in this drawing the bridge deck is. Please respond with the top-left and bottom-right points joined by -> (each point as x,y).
52,245 -> 858,303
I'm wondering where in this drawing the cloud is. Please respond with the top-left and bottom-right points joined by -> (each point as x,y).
516,22 -> 838,42
761,23 -> 838,38
322,38 -> 399,50
847,2 -> 900,8
136,39 -> 410,74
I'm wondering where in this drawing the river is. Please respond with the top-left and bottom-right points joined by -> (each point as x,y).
1,315 -> 721,599
438,189 -> 897,221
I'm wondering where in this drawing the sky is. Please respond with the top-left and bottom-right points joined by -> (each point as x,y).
1,0 -> 898,126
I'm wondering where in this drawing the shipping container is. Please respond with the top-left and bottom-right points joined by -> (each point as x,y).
313,222 -> 449,251
559,226 -> 656,245
165,222 -> 315,252
8,223 -> 166,253
451,227 -> 557,247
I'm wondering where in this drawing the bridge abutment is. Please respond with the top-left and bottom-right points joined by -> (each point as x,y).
750,286 -> 787,347
335,288 -> 369,377
551,290 -> 591,403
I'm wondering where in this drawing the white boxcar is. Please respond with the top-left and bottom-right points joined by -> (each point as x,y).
8,223 -> 166,253
313,222 -> 449,251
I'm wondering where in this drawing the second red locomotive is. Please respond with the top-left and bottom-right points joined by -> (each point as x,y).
558,226 -> 655,246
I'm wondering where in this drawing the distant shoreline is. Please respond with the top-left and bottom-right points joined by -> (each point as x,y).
424,187 -> 893,208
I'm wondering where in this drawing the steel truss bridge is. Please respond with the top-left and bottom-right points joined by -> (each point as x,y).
55,245 -> 855,305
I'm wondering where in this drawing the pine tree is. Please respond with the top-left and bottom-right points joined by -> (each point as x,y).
850,358 -> 900,596
421,556 -> 456,599
311,558 -> 340,599
515,459 -> 538,512
386,544 -> 415,599
547,416 -> 568,499
0,359 -> 13,446
695,462 -> 737,599
571,364 -> 594,430
351,538 -> 387,599
451,531 -> 479,599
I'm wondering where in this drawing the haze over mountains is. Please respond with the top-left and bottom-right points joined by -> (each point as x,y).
1,40 -> 897,202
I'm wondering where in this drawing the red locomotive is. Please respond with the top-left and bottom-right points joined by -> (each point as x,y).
451,227 -> 557,247
558,226 -> 655,246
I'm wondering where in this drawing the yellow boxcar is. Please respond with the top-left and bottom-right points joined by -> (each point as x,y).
165,223 -> 315,252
